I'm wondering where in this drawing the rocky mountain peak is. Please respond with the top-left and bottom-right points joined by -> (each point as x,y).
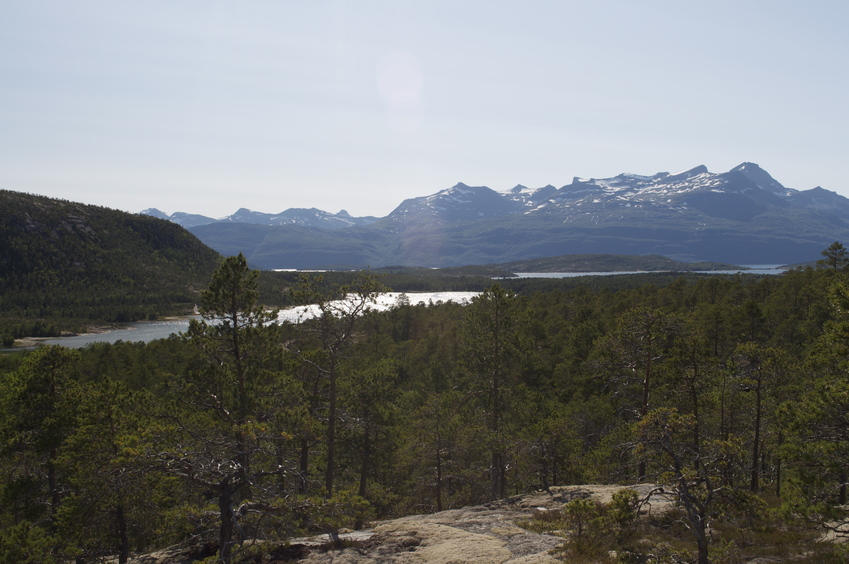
139,208 -> 168,219
730,162 -> 787,194
148,161 -> 849,269
664,165 -> 709,183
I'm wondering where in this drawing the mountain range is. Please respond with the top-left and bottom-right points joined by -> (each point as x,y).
143,163 -> 849,269
141,206 -> 378,230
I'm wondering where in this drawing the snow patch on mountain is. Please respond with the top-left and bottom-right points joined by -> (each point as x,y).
146,162 -> 835,238
144,207 -> 378,229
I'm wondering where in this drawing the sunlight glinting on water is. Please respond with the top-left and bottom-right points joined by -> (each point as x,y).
276,292 -> 479,323
34,292 -> 480,348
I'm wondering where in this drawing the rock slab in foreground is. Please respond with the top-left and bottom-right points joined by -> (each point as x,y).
128,485 -> 669,563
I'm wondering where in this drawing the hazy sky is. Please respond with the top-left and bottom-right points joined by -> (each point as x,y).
1,1 -> 847,218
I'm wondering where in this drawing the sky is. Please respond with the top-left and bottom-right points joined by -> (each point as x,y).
1,1 -> 848,219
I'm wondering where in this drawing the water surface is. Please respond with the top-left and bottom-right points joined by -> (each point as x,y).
38,292 -> 479,349
510,265 -> 785,278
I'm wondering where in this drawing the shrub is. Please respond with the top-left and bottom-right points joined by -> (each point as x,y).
0,521 -> 58,564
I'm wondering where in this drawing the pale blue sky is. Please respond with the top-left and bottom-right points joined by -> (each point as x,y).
1,1 -> 847,218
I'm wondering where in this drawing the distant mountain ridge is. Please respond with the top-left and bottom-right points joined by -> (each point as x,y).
142,207 -> 379,229
144,163 -> 849,269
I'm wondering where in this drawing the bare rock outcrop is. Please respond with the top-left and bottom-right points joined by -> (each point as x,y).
128,485 -> 670,564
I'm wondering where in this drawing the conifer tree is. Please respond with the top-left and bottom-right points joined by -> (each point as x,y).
156,254 -> 290,563
460,284 -> 520,500
57,379 -> 152,563
288,270 -> 388,497
0,346 -> 80,534
635,408 -> 740,564
818,241 -> 849,271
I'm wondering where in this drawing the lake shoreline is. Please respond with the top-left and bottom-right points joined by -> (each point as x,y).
8,315 -> 201,351
3,269 -> 784,350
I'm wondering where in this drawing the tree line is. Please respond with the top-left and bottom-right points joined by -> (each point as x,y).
3,246 -> 849,563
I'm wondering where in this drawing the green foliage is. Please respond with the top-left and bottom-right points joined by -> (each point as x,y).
3,243 -> 849,561
608,488 -> 641,531
302,490 -> 373,539
0,346 -> 81,534
519,490 -> 640,561
818,241 -> 849,271
0,521 -> 58,564
161,255 -> 293,563
459,285 -> 522,501
286,270 -> 389,497
56,379 -> 173,561
0,190 -> 220,336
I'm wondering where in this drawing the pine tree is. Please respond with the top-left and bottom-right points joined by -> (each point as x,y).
288,270 -> 388,497
0,346 -> 80,534
818,241 -> 849,271
155,254 -> 290,563
460,284 -> 520,500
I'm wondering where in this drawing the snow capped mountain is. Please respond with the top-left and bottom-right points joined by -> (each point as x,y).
140,208 -> 168,220
146,162 -> 829,232
148,162 -> 812,233
503,184 -> 559,207
151,162 -> 849,268
729,162 -> 789,195
140,208 -> 218,228
144,207 -> 378,230
482,162 -> 825,223
220,207 -> 377,228
382,182 -> 524,227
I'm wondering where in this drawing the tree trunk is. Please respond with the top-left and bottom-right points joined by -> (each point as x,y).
218,483 -> 236,564
325,363 -> 337,497
690,360 -> 702,470
500,455 -> 507,499
552,457 -> 558,487
236,431 -> 251,499
491,364 -> 505,500
775,427 -> 783,498
358,430 -> 370,499
48,455 -> 59,534
299,438 -> 309,495
639,342 -> 653,481
355,429 -> 370,530
435,438 -> 443,512
541,457 -> 551,492
116,504 -> 129,564
750,387 -> 762,492
696,529 -> 710,564
491,452 -> 506,500
276,439 -> 286,493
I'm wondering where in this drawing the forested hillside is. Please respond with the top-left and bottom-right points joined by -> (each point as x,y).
3,250 -> 849,562
0,190 -> 221,341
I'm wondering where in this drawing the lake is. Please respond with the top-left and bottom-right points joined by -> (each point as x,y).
510,265 -> 786,278
36,291 -> 480,349
20,268 -> 786,349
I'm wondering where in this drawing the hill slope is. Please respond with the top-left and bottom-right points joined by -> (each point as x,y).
0,190 -> 221,338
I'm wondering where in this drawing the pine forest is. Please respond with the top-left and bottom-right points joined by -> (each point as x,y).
6,247 -> 849,563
